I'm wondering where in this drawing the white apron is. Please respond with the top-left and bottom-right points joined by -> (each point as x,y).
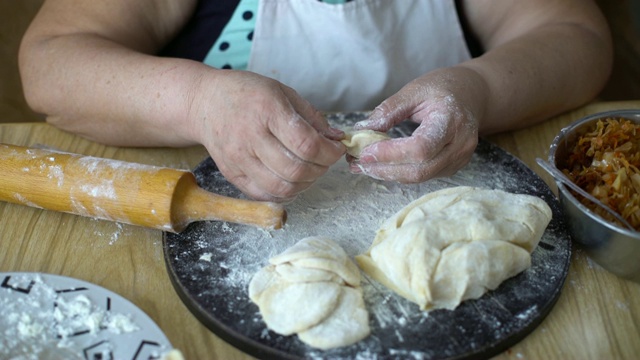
248,0 -> 471,111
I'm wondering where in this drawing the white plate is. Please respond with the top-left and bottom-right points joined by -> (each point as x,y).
0,272 -> 172,359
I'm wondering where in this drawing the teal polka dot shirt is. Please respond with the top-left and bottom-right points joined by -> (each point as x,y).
203,0 -> 351,70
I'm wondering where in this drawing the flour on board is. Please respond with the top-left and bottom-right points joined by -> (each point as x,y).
164,116 -> 570,359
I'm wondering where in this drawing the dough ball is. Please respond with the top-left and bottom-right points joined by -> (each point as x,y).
356,186 -> 552,311
248,236 -> 370,348
341,129 -> 390,158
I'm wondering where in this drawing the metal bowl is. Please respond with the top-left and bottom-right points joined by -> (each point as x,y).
549,109 -> 640,282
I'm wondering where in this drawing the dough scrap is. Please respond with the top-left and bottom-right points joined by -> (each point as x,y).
356,186 -> 552,311
249,236 -> 370,348
341,129 -> 390,157
161,350 -> 185,360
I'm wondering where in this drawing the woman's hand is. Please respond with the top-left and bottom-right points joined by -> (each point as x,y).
348,66 -> 485,183
191,70 -> 345,202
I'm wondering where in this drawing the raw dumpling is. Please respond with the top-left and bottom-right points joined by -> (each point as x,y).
249,236 -> 370,348
355,186 -> 552,311
341,129 -> 390,157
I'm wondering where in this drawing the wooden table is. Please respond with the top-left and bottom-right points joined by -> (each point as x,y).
1,101 -> 639,359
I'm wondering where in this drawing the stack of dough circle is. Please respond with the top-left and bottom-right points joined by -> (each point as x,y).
248,236 -> 370,349
356,186 -> 553,311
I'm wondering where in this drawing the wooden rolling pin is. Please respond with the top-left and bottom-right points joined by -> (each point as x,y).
0,144 -> 286,232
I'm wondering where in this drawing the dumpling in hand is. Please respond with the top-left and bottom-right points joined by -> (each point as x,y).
341,128 -> 390,158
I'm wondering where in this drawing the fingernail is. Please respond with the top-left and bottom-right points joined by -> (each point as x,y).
333,140 -> 346,152
324,127 -> 344,140
359,154 -> 377,163
349,162 -> 363,174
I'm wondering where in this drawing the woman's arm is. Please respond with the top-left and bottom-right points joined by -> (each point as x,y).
19,0 -> 204,146
461,0 -> 613,134
349,0 -> 612,182
19,0 -> 346,202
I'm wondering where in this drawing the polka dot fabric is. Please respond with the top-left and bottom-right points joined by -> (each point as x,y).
203,0 -> 256,70
203,0 -> 351,70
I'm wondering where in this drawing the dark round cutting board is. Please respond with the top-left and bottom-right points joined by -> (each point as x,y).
163,113 -> 571,360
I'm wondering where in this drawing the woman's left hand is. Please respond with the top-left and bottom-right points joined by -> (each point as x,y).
348,66 -> 486,183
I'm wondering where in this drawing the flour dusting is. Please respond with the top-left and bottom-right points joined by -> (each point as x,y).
165,115 -> 571,359
0,275 -> 139,359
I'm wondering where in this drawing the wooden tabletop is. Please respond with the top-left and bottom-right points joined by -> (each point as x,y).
1,100 -> 640,360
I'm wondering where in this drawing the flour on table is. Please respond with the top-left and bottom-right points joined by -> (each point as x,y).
169,122 -> 570,359
195,155 -> 529,328
0,275 -> 138,359
199,253 -> 213,262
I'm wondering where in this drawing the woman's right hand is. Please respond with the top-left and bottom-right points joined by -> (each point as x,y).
190,70 -> 346,202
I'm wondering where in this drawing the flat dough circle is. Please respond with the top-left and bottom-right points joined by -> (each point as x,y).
297,287 -> 370,350
256,278 -> 342,335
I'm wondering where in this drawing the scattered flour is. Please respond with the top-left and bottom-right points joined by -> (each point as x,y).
166,117 -> 570,359
0,275 -> 139,359
516,305 -> 539,320
199,253 -> 213,262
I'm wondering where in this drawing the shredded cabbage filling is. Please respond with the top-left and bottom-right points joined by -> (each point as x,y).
562,117 -> 640,230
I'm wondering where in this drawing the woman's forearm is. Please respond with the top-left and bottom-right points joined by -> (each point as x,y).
463,23 -> 612,135
19,0 -> 203,147
20,33 -> 215,147
459,0 -> 612,135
